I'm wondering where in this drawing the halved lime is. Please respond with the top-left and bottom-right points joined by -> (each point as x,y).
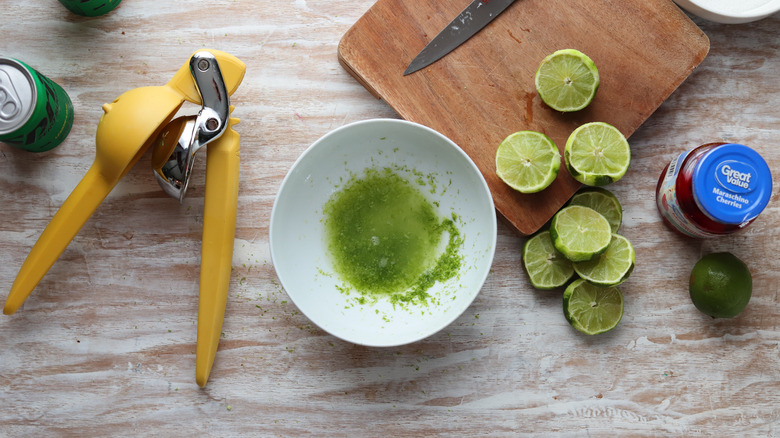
550,205 -> 612,262
568,187 -> 623,233
496,131 -> 561,193
564,122 -> 631,186
573,234 -> 635,286
563,279 -> 624,335
535,49 -> 600,112
522,231 -> 574,289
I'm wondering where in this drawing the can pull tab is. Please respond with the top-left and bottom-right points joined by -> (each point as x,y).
0,71 -> 21,120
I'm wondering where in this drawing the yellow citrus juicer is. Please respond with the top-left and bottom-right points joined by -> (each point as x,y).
151,51 -> 243,387
3,49 -> 246,388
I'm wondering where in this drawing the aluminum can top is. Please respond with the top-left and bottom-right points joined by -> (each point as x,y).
0,57 -> 36,136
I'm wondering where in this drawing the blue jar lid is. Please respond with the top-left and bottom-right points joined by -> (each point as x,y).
693,143 -> 773,225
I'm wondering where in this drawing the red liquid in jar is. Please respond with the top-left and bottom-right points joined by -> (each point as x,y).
655,142 -> 773,238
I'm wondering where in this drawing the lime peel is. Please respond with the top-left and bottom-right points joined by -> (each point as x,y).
689,252 -> 752,318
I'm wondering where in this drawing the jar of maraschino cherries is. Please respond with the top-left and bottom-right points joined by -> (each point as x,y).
656,142 -> 773,238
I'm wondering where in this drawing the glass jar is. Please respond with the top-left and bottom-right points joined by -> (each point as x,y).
656,142 -> 773,238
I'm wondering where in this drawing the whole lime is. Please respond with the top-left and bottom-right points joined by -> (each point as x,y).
689,252 -> 752,318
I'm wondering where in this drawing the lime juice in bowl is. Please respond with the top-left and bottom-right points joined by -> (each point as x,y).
270,119 -> 497,347
322,166 -> 464,304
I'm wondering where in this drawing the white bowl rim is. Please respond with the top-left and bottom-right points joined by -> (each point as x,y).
674,0 -> 780,22
269,118 -> 497,347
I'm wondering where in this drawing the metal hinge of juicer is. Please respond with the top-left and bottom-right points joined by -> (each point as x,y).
152,51 -> 230,202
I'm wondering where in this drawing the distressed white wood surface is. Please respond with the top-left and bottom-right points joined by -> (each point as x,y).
1,1 -> 779,436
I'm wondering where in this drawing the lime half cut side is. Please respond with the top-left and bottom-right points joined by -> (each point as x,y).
573,234 -> 635,287
535,49 -> 600,112
550,205 -> 612,262
568,187 -> 623,233
563,279 -> 624,335
565,122 -> 631,186
496,131 -> 561,193
523,230 -> 574,290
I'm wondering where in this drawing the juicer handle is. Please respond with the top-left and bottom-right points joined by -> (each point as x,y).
4,165 -> 116,314
195,115 -> 240,387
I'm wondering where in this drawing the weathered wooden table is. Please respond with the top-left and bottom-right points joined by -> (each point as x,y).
1,1 -> 778,436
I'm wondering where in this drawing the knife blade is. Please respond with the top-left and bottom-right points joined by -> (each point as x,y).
404,0 -> 518,75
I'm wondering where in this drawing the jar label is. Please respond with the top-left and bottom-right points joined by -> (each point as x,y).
656,151 -> 719,238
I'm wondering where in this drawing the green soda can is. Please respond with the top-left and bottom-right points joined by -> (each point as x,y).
58,0 -> 122,17
0,57 -> 74,152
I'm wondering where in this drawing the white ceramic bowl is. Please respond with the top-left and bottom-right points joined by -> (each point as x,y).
673,0 -> 780,23
270,119 -> 496,347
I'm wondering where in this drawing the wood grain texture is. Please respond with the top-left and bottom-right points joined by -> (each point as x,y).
1,1 -> 779,436
339,0 -> 710,235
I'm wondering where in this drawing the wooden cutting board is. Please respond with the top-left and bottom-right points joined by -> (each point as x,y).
338,0 -> 709,235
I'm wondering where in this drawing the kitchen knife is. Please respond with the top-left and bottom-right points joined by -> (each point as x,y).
404,0 -> 518,75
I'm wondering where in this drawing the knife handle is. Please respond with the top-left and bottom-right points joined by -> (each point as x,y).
195,114 -> 240,387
